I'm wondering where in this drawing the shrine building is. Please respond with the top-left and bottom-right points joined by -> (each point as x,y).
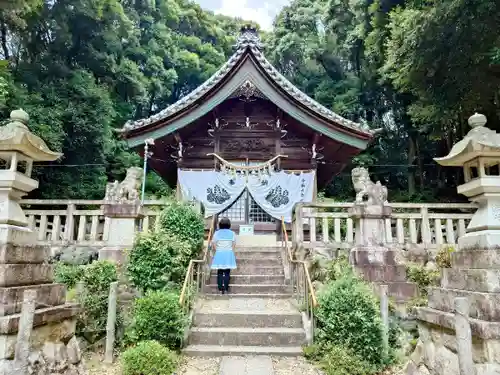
119,26 -> 375,231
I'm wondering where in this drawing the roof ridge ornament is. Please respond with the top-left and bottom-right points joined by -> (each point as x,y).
236,25 -> 263,51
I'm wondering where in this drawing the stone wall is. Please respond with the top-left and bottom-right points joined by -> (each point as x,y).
1,319 -> 85,375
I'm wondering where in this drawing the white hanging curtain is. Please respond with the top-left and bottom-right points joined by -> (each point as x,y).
247,170 -> 315,223
177,168 -> 316,223
178,169 -> 246,217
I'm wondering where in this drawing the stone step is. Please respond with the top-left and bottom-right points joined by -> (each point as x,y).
182,344 -> 303,357
209,274 -> 285,285
234,247 -> 282,252
350,248 -> 399,266
0,244 -> 51,264
204,284 -> 291,294
416,306 -> 500,340
0,283 -> 66,316
232,251 -> 282,260
203,293 -> 292,300
234,258 -> 282,267
442,269 -> 500,293
0,303 -> 78,334
0,264 -> 54,287
193,311 -> 302,328
356,265 -> 408,283
373,281 -> 418,302
428,287 -> 500,321
452,249 -> 500,269
188,327 -> 306,347
231,265 -> 284,275
236,235 -> 277,247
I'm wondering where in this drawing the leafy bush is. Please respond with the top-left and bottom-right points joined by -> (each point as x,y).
121,340 -> 178,375
77,260 -> 119,343
406,263 -> 440,296
315,274 -> 385,366
324,254 -> 353,281
128,231 -> 192,292
435,246 -> 454,268
304,344 -> 378,375
125,289 -> 187,350
54,263 -> 84,289
157,201 -> 204,253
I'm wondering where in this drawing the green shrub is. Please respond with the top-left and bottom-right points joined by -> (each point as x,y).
436,246 -> 454,268
125,289 -> 187,350
54,263 -> 84,289
305,344 -> 378,375
406,263 -> 440,296
157,201 -> 204,253
315,274 -> 385,366
121,340 -> 178,375
77,260 -> 119,343
324,254 -> 353,281
128,231 -> 192,292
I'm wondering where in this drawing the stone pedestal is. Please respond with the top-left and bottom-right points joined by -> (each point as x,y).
99,203 -> 143,264
349,203 -> 418,303
408,248 -> 500,375
0,109 -> 84,374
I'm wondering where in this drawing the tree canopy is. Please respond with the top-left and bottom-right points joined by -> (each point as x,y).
267,0 -> 500,201
0,0 -> 498,201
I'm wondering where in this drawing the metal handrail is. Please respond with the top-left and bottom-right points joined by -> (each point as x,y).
179,216 -> 216,309
281,217 -> 317,342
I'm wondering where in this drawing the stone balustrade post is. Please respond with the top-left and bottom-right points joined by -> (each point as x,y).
420,206 -> 432,246
454,297 -> 475,375
14,290 -> 37,375
104,281 -> 118,364
380,284 -> 389,361
65,203 -> 76,243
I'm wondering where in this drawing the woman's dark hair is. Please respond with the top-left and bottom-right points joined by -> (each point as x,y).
219,217 -> 231,229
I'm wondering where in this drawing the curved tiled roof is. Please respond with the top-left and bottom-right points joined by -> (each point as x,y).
121,26 -> 373,137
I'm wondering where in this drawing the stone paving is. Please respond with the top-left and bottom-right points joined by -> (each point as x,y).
176,355 -> 325,375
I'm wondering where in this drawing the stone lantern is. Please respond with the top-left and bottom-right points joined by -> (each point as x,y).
434,112 -> 500,250
404,113 -> 500,375
0,110 -> 86,374
0,109 -> 61,231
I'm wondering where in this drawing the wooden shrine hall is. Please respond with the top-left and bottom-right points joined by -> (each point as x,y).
119,26 -> 375,230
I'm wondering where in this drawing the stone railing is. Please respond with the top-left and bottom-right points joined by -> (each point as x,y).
292,202 -> 477,252
20,199 -> 168,246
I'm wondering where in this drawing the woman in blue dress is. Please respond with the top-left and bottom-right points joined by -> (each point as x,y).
210,217 -> 237,294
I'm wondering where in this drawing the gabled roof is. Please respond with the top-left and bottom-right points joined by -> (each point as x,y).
120,26 -> 375,148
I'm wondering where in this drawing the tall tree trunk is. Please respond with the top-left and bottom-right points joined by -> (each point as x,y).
0,20 -> 9,60
407,134 -> 416,196
416,136 -> 424,189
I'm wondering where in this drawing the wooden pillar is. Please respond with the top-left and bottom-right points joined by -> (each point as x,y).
313,168 -> 318,201
176,174 -> 182,200
275,133 -> 281,170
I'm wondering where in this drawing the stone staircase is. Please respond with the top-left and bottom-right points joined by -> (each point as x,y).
183,241 -> 307,357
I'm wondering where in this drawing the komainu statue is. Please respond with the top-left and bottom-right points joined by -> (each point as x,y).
104,167 -> 143,204
351,167 -> 388,206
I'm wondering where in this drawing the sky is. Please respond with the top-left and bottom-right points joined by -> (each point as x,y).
194,0 -> 291,31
